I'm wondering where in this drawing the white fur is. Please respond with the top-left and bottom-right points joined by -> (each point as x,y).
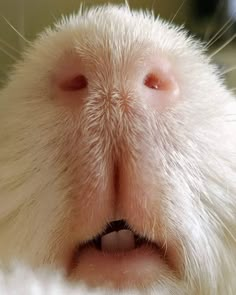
0,4 -> 235,295
0,264 -> 184,295
0,265 -> 114,295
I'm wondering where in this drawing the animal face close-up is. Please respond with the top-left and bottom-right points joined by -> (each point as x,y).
0,2 -> 235,295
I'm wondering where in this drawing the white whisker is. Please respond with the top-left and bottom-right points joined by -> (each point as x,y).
203,0 -> 224,42
124,0 -> 130,9
209,33 -> 236,58
206,18 -> 235,48
0,38 -> 20,54
170,0 -> 186,24
1,15 -> 29,44
221,65 -> 236,75
151,0 -> 158,11
0,46 -> 17,61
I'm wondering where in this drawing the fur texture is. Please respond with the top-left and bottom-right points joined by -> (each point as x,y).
0,265 -> 116,295
0,4 -> 235,295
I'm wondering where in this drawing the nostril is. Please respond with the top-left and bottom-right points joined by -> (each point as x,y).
144,73 -> 162,90
60,75 -> 88,91
141,61 -> 180,111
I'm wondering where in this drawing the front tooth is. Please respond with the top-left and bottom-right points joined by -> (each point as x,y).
117,230 -> 135,251
101,230 -> 135,253
101,231 -> 119,252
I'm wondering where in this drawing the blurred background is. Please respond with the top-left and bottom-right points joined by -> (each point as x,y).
0,0 -> 235,91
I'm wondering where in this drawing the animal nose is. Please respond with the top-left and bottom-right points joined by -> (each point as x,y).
51,54 -> 180,112
138,57 -> 180,111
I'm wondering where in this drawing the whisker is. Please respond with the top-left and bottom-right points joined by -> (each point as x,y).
17,0 -> 25,50
170,0 -> 186,24
0,46 -> 17,61
206,18 -> 235,48
1,15 -> 29,44
221,65 -> 236,75
209,33 -> 236,58
206,15 -> 233,46
124,0 -> 130,9
0,38 -> 20,54
151,0 -> 158,11
203,0 -> 225,42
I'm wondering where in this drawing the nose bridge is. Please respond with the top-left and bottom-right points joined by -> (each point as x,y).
107,87 -> 134,148
105,66 -> 147,149
107,89 -> 143,162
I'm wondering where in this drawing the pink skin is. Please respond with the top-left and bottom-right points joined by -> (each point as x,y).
52,54 -> 180,112
71,246 -> 172,289
51,53 -> 181,288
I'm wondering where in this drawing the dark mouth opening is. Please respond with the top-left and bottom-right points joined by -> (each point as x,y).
80,219 -> 154,251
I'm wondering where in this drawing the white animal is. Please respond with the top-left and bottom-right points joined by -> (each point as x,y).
0,4 -> 235,295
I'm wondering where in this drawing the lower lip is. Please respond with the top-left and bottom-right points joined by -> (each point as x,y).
68,244 -> 172,289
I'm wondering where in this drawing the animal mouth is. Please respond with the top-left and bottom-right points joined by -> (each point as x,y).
68,219 -> 176,289
79,219 -> 159,253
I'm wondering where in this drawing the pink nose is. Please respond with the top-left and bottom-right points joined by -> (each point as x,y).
52,55 -> 180,111
138,57 -> 180,111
